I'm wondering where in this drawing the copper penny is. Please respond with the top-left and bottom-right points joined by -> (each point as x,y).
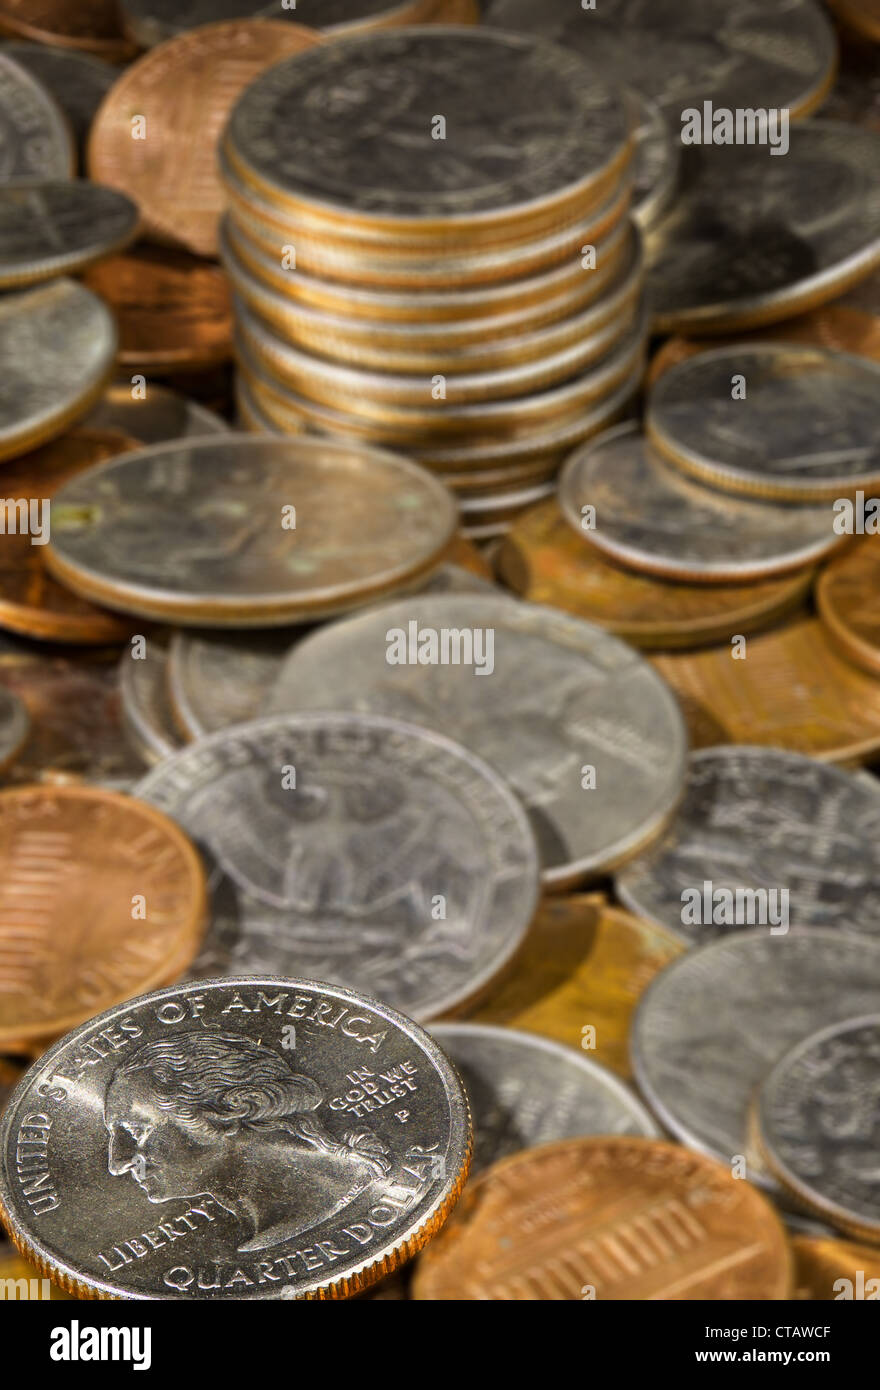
412,1137 -> 792,1301
0,785 -> 206,1049
792,1234 -> 880,1300
0,427 -> 138,644
81,244 -> 233,374
0,0 -> 135,61
816,540 -> 880,676
470,892 -> 683,1081
495,500 -> 814,649
652,616 -> 880,765
88,20 -> 322,259
828,0 -> 880,41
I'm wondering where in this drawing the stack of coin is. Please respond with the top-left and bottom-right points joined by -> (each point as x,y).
219,26 -> 648,539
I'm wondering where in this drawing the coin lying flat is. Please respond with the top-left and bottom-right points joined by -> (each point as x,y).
413,1136 -> 792,1301
0,51 -> 74,181
828,0 -> 880,41
0,687 -> 28,770
648,344 -> 880,501
817,542 -> 880,678
0,279 -> 116,462
559,423 -> 839,583
263,595 -> 688,887
1,43 -> 116,164
0,181 -> 138,289
792,1233 -> 880,1301
483,0 -> 836,117
496,500 -> 814,650
223,29 -> 631,238
167,629 -> 293,740
137,713 -> 539,1019
632,931 -> 880,1175
755,1016 -> 880,1243
0,976 -> 472,1299
119,636 -> 184,766
45,436 -> 458,627
653,618 -> 880,765
431,1023 -> 657,1175
88,20 -> 321,259
0,1 -> 133,61
645,123 -> 880,335
617,747 -> 880,945
0,785 -> 206,1048
82,382 -> 229,442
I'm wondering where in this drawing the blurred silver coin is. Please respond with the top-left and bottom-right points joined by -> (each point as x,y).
119,0 -> 277,47
83,382 -> 230,442
558,422 -> 841,583
0,52 -> 74,182
168,629 -> 295,740
119,635 -> 184,765
0,686 -> 29,770
482,0 -> 836,115
0,278 -> 116,462
0,181 -> 138,289
627,89 -> 678,230
1,43 -> 116,162
755,1015 -> 880,1242
430,1022 -> 658,1174
136,712 -> 540,1020
645,123 -> 880,335
632,930 -> 880,1177
263,594 -> 688,887
616,747 -> 880,946
648,343 -> 880,501
0,976 -> 472,1299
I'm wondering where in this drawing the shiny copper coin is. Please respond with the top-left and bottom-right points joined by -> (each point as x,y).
496,500 -> 814,649
88,21 -> 322,259
816,540 -> 880,677
0,785 -> 206,1049
792,1234 -> 880,1301
653,616 -> 880,765
0,0 -> 134,61
81,245 -> 233,374
412,1137 -> 792,1301
828,0 -> 880,41
0,427 -> 138,644
470,892 -> 683,1081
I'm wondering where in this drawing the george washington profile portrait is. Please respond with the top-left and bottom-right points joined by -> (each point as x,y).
103,1030 -> 393,1253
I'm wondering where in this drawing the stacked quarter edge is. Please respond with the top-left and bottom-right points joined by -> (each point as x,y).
219,26 -> 648,540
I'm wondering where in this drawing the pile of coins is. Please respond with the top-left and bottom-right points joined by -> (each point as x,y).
219,25 -> 650,539
0,0 -> 879,1307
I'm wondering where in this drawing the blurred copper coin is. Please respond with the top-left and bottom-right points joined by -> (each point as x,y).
792,1234 -> 880,1300
0,427 -> 138,643
88,20 -> 322,259
496,500 -> 814,649
81,245 -> 233,374
0,0 -> 134,60
653,617 -> 880,765
0,784 -> 206,1048
828,0 -> 880,41
412,1137 -> 792,1301
816,540 -> 880,676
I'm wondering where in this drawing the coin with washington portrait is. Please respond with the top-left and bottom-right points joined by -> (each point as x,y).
0,977 -> 472,1298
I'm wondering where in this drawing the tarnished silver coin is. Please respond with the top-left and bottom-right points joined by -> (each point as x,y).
223,29 -> 631,234
0,181 -> 138,289
616,747 -> 880,946
483,0 -> 836,117
430,1023 -> 658,1175
1,43 -> 116,163
755,1016 -> 880,1242
648,344 -> 880,501
263,595 -> 688,887
83,383 -> 230,442
168,629 -> 294,741
136,713 -> 540,1019
119,636 -> 184,766
0,686 -> 28,770
632,930 -> 880,1175
0,52 -> 74,183
558,423 -> 841,584
0,279 -> 116,462
0,976 -> 473,1299
44,436 -> 458,627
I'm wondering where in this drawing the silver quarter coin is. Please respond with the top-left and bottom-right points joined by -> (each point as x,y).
263,594 -> 688,887
119,636 -> 184,766
430,1022 -> 658,1174
1,43 -> 116,162
755,1015 -> 880,1242
0,976 -> 472,1298
632,930 -> 880,1176
136,712 -> 540,1020
0,181 -> 138,289
168,629 -> 295,741
0,52 -> 74,182
616,747 -> 880,946
558,423 -> 841,583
